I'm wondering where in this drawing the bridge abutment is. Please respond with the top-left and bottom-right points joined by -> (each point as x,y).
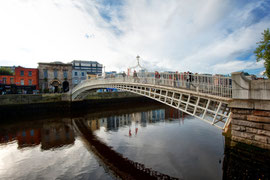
229,72 -> 270,150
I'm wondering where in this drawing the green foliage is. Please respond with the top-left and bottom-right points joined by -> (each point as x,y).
0,67 -> 13,76
254,28 -> 270,78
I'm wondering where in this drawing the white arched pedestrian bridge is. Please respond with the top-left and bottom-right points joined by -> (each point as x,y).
71,72 -> 233,130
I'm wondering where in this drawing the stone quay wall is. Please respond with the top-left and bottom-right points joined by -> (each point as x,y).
230,108 -> 270,149
0,92 -> 139,105
229,72 -> 270,150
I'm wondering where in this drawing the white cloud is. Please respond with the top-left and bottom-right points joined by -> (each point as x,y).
0,0 -> 269,74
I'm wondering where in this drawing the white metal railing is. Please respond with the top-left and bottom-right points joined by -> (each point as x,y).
72,72 -> 232,98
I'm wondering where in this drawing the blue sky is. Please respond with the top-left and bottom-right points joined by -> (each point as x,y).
0,0 -> 269,75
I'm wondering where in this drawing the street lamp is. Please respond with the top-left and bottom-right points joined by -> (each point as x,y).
103,66 -> 106,78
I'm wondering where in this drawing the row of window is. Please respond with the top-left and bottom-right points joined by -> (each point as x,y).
20,79 -> 33,85
1,77 -> 14,84
74,70 -> 102,77
43,69 -> 102,79
74,63 -> 102,67
74,71 -> 85,77
43,69 -> 68,79
1,77 -> 33,85
74,67 -> 102,70
20,71 -> 32,76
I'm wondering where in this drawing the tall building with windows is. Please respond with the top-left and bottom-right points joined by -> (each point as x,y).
0,66 -> 39,94
38,62 -> 72,93
14,66 -> 39,92
71,60 -> 103,87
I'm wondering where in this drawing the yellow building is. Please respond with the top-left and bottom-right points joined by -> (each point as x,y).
87,72 -> 97,80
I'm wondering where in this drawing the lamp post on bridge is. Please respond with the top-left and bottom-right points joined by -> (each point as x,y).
103,66 -> 106,78
128,55 -> 147,76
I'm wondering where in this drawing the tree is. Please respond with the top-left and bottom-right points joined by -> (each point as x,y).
254,28 -> 270,78
0,67 -> 13,75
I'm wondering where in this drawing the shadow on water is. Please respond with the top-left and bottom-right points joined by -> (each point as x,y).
223,137 -> 270,180
73,119 -> 179,180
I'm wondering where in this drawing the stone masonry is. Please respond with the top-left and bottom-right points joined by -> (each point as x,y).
38,62 -> 72,93
229,72 -> 270,150
230,108 -> 270,149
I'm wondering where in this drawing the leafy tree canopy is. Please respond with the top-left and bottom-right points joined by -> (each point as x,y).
0,67 -> 13,76
254,28 -> 270,78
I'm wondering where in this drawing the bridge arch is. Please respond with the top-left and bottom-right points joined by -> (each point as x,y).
71,77 -> 232,129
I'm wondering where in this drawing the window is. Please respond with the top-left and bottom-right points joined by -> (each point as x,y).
74,79 -> 78,84
81,63 -> 90,67
74,72 -> 78,76
21,79 -> 24,85
44,69 -> 48,78
20,71 -> 24,76
3,77 -> 6,84
92,63 -> 96,67
30,130 -> 34,136
29,79 -> 32,85
10,78 -> 14,84
81,72 -> 85,76
63,70 -> 68,78
28,71 -> 32,76
54,69 -> 58,78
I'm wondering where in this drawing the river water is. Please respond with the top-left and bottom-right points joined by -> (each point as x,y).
0,100 -> 269,180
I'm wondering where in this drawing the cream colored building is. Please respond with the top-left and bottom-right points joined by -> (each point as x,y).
38,62 -> 72,93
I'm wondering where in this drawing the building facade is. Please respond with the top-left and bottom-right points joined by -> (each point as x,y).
72,60 -> 102,87
86,72 -> 97,80
15,66 -> 39,90
0,66 -> 39,94
0,75 -> 15,94
38,62 -> 72,93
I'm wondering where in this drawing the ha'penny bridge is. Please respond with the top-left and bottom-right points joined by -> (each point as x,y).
70,71 -> 270,150
71,72 -> 233,129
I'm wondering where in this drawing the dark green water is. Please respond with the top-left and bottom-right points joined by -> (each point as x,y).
0,101 -> 269,180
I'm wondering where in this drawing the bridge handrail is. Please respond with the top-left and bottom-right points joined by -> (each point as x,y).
72,72 -> 232,98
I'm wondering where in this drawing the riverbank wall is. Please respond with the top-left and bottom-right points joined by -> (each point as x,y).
0,92 -> 140,105
0,92 -> 153,123
228,72 -> 270,150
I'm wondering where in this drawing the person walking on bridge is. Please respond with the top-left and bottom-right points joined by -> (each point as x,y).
186,71 -> 194,89
155,71 -> 160,85
133,70 -> 138,83
122,71 -> 126,82
186,72 -> 191,89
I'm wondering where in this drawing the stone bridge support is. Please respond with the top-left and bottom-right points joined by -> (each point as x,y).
229,72 -> 270,150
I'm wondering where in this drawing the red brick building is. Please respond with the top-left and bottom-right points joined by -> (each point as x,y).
14,66 -> 39,89
0,75 -> 15,84
0,66 -> 39,94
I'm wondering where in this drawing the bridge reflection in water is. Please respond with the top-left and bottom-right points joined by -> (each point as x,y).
73,108 -> 185,180
0,105 -> 269,179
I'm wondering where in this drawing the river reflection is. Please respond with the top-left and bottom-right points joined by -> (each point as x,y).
0,119 -> 74,150
0,101 -> 269,180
